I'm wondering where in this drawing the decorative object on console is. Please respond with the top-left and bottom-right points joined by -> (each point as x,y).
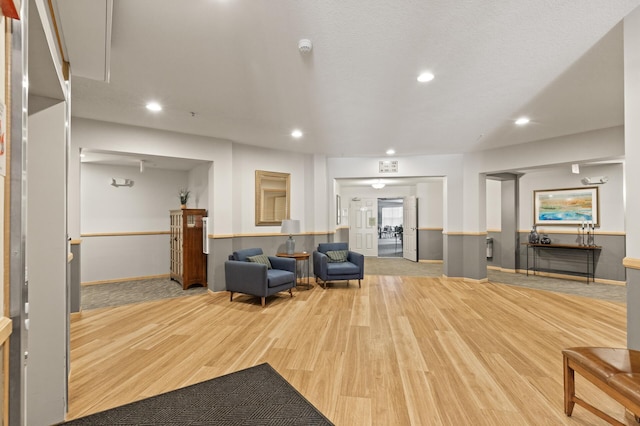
533,186 -> 599,226
281,219 -> 300,255
540,235 -> 551,244
528,226 -> 539,244
179,188 -> 190,208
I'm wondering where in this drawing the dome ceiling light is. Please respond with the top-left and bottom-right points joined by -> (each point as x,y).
371,180 -> 385,189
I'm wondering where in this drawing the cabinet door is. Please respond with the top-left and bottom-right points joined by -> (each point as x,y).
182,211 -> 207,285
170,211 -> 183,278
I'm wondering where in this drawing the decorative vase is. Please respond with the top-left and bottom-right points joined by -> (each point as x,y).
285,236 -> 295,255
528,226 -> 539,244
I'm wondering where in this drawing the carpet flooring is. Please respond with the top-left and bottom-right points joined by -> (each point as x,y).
81,278 -> 208,310
59,363 -> 334,425
80,257 -> 625,311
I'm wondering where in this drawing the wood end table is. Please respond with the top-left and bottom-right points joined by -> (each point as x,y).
276,252 -> 311,289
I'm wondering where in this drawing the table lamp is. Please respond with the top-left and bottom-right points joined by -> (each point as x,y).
281,219 -> 300,255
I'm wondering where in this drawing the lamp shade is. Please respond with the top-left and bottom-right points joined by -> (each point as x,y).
281,219 -> 300,235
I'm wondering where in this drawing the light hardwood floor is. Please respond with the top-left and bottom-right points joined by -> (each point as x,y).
67,275 -> 628,425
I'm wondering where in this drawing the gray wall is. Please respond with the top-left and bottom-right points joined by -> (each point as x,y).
418,229 -> 443,261
486,231 -> 501,268
517,232 -> 625,282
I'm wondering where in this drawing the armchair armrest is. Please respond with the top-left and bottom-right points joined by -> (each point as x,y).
347,251 -> 365,278
313,251 -> 329,279
224,260 -> 268,295
269,256 -> 296,272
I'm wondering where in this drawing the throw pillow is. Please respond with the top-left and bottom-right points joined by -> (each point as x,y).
326,250 -> 349,263
247,254 -> 272,269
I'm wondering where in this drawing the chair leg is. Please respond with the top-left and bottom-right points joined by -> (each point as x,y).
261,297 -> 266,307
563,355 -> 575,416
358,279 -> 361,288
289,288 -> 293,297
229,291 -> 234,302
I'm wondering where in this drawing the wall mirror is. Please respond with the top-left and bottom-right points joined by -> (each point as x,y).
255,170 -> 290,226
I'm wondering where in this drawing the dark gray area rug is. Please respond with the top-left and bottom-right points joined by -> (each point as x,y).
59,363 -> 333,426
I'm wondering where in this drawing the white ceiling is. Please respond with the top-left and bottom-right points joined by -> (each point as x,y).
51,1 -> 639,163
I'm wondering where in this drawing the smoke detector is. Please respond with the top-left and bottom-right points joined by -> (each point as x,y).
298,39 -> 313,54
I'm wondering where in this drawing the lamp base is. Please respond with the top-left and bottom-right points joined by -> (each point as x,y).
285,236 -> 295,255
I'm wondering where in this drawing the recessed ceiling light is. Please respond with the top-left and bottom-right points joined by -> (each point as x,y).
515,117 -> 530,125
146,102 -> 162,112
386,149 -> 395,155
291,129 -> 303,138
417,72 -> 435,83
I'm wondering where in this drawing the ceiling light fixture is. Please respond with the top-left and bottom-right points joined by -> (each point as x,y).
291,129 -> 303,138
386,149 -> 396,155
146,102 -> 162,112
515,117 -> 530,125
371,180 -> 385,189
417,72 -> 435,82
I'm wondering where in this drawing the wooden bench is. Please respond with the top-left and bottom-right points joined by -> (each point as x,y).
563,347 -> 640,425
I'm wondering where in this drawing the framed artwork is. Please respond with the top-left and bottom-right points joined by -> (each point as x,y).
336,195 -> 341,225
533,186 -> 600,226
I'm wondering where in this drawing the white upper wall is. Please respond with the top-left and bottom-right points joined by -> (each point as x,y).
519,162 -> 624,232
231,142 -> 315,234
70,118 -> 232,236
81,163 -> 188,232
70,119 -> 626,238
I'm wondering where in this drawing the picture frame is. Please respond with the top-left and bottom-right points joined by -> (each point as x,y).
336,195 -> 341,225
533,186 -> 600,226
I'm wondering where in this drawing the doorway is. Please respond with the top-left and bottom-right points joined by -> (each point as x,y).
378,198 -> 403,257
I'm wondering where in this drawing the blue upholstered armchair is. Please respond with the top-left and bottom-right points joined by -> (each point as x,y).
225,248 -> 296,307
312,242 -> 364,288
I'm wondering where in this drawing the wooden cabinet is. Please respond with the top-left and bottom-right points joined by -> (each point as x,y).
170,209 -> 208,289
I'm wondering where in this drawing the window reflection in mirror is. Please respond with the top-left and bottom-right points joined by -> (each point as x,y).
255,170 -> 290,226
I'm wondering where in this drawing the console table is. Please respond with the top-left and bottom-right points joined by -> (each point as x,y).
524,243 -> 601,283
276,252 -> 311,289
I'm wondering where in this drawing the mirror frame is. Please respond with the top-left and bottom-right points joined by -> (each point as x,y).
255,170 -> 290,226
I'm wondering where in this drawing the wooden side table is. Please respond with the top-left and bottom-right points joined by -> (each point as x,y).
276,252 -> 311,289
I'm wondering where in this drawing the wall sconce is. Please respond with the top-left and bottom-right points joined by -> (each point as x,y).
111,178 -> 134,187
581,176 -> 608,185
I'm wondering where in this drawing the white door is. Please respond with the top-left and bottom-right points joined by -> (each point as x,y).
349,198 -> 378,256
403,196 -> 418,261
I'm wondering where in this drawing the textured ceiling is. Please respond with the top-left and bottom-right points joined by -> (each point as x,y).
54,0 -> 640,159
